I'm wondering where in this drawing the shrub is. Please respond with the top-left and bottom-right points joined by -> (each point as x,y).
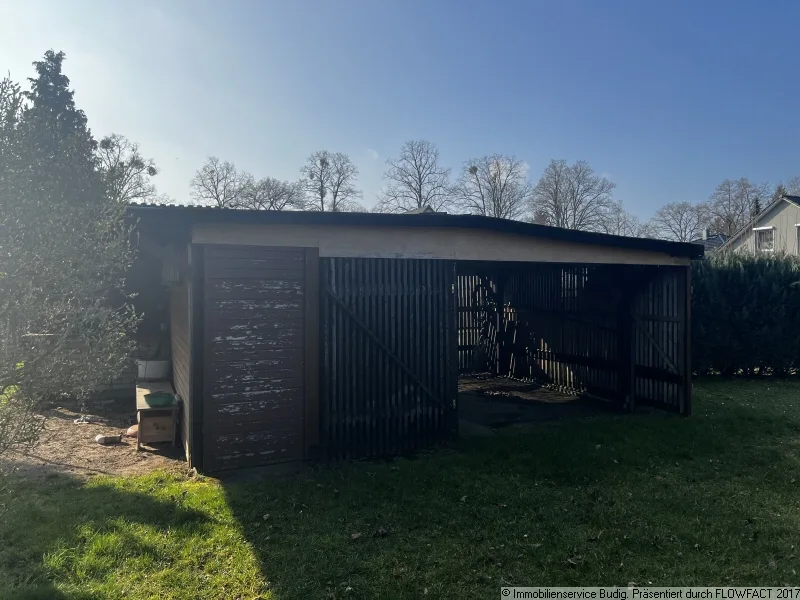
692,252 -> 800,375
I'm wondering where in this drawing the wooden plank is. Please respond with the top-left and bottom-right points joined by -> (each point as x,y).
209,339 -> 304,355
206,279 -> 303,299
204,267 -> 305,280
190,243 -> 205,471
304,247 -> 321,454
205,246 -> 305,260
136,381 -> 176,411
207,397 -> 302,423
205,257 -> 307,272
210,352 -> 304,370
205,308 -> 304,321
208,375 -> 303,395
449,261 -> 459,435
210,298 -> 304,312
617,275 -> 634,411
682,265 -> 692,416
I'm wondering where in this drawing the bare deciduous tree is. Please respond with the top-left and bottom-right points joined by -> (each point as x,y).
239,176 -> 303,211
190,156 -> 246,208
649,201 -> 710,242
600,200 -> 655,238
531,159 -> 615,231
300,151 -> 364,212
785,177 -> 800,196
452,154 -> 531,220
375,140 -> 452,213
96,133 -> 158,204
708,178 -> 769,237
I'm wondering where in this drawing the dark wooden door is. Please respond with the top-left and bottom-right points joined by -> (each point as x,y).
321,258 -> 458,459
203,245 -> 306,471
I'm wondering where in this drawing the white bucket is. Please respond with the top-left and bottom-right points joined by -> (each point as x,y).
136,360 -> 170,381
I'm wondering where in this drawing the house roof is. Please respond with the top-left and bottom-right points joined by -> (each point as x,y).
127,203 -> 705,260
719,195 -> 800,250
690,233 -> 729,250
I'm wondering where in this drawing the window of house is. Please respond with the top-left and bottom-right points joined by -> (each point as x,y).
754,227 -> 774,252
796,225 -> 800,255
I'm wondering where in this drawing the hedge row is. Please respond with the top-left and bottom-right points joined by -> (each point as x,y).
692,252 -> 800,375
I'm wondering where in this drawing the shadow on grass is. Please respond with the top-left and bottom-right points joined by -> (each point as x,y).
0,472 -> 210,600
5,378 -> 798,598
219,378 -> 800,598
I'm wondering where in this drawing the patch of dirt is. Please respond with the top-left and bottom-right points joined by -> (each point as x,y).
2,404 -> 187,480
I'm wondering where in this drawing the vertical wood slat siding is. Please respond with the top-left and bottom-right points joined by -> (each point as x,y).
170,280 -> 192,463
321,257 -> 457,459
203,245 -> 306,471
632,267 -> 688,414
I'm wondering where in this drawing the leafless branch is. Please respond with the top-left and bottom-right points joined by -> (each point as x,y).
708,178 -> 770,237
649,201 -> 710,242
96,134 -> 158,204
300,151 -> 364,212
239,177 -> 304,211
452,154 -> 531,220
190,156 -> 247,208
375,140 -> 452,213
531,159 -> 615,231
599,200 -> 655,238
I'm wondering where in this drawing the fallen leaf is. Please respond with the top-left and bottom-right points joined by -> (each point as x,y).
262,514 -> 270,521
460,495 -> 467,502
351,532 -> 362,540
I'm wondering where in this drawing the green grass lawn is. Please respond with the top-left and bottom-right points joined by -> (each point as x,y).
3,379 -> 800,599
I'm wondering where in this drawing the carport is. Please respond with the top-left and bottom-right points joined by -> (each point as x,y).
129,205 -> 703,472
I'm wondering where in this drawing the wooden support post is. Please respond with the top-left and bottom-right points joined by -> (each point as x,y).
618,273 -> 636,413
449,261 -> 459,437
681,264 -> 692,416
304,248 -> 321,457
188,244 -> 205,472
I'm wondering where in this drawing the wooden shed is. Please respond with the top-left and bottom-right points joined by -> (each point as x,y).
129,205 -> 704,472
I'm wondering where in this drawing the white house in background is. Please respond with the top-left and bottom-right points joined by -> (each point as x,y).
721,194 -> 800,254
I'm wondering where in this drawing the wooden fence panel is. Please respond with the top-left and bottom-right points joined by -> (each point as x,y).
632,266 -> 689,414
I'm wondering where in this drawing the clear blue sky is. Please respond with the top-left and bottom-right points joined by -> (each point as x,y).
2,0 -> 799,217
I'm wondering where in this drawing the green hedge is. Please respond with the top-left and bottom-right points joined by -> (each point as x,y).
692,252 -> 800,375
